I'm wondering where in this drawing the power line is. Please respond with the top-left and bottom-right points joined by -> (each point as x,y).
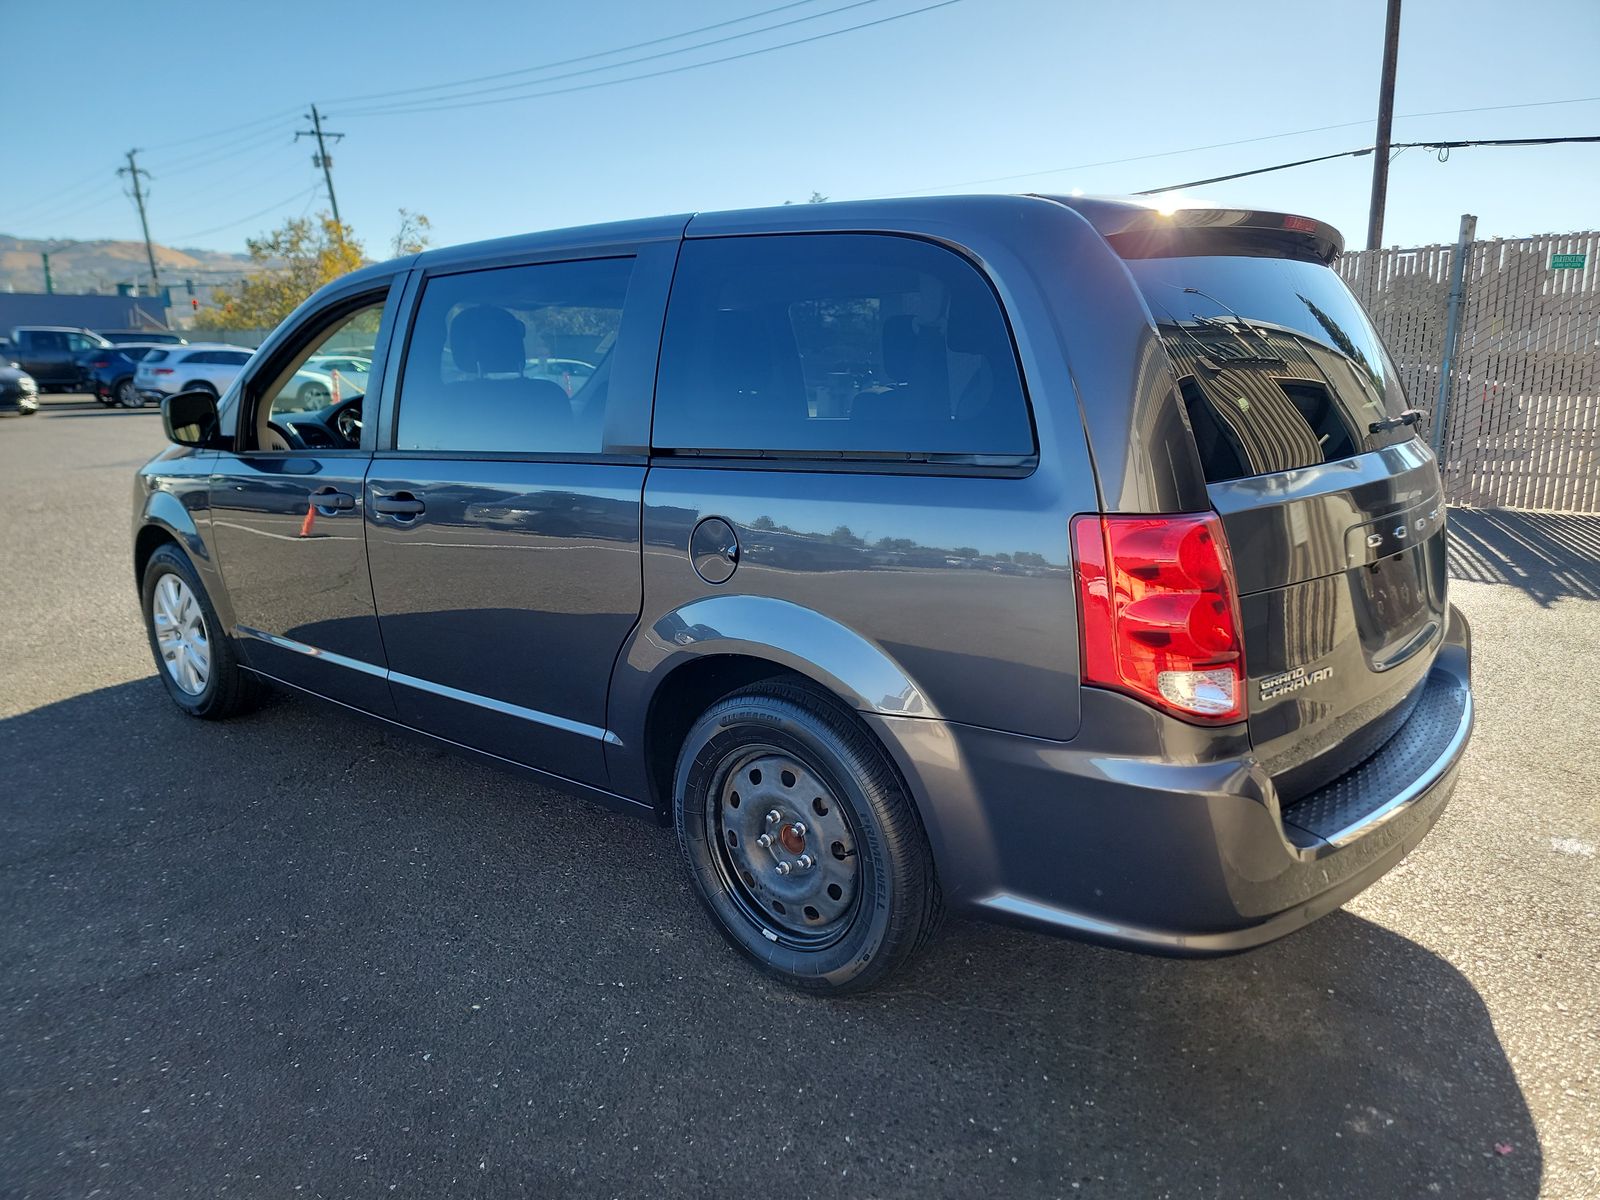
336,0 -> 897,116
159,144 -> 306,222
170,184 -> 322,243
150,123 -> 298,178
143,106 -> 306,153
1,169 -> 114,226
321,0 -> 837,106
889,93 -> 1600,194
1134,135 -> 1600,195
337,0 -> 965,118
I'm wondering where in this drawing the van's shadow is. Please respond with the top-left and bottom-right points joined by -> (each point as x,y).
0,679 -> 1541,1198
1448,507 -> 1600,605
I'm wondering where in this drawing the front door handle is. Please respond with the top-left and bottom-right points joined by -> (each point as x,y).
309,487 -> 355,512
372,493 -> 425,516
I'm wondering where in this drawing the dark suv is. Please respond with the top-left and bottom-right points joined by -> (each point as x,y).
133,196 -> 1474,993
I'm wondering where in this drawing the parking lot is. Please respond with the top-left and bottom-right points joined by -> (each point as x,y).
2,399 -> 1596,1198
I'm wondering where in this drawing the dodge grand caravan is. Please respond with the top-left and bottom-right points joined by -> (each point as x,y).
134,195 -> 1474,993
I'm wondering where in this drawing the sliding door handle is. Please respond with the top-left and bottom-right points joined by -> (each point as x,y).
372,493 -> 425,517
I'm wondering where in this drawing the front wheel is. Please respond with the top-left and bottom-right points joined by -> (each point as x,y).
674,681 -> 941,994
298,380 -> 331,406
115,378 -> 142,408
141,543 -> 261,719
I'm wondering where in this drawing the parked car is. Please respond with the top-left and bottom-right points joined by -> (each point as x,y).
0,360 -> 39,416
99,330 -> 188,346
305,353 -> 372,394
134,344 -> 254,402
135,344 -> 347,409
134,195 -> 1474,994
7,326 -> 111,391
81,342 -> 172,407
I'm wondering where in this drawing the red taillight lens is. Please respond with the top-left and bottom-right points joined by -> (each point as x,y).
153,367 -> 174,375
89,359 -> 111,369
1072,513 -> 1245,723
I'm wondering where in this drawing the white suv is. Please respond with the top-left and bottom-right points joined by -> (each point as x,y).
136,344 -> 254,402
136,344 -> 351,408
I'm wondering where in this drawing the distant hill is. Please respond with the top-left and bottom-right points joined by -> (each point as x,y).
0,235 -> 260,294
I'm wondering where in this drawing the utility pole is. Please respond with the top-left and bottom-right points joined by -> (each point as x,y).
1365,0 -> 1403,250
297,104 -> 345,226
41,252 -> 53,294
118,149 -> 162,291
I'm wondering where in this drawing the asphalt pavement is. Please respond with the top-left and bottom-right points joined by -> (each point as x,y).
2,399 -> 1596,1199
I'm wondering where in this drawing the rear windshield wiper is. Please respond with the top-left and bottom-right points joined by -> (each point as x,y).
1369,408 -> 1424,434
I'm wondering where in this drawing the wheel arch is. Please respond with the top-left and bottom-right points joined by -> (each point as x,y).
607,594 -> 940,816
134,489 -> 236,632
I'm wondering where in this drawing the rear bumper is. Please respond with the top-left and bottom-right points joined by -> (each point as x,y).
868,604 -> 1473,957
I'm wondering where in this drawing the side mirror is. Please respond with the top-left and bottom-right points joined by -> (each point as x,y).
161,389 -> 222,448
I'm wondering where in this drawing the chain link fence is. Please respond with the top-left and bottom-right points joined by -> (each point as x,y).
1337,229 -> 1600,512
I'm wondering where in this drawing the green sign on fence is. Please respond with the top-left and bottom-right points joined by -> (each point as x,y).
1550,253 -> 1586,269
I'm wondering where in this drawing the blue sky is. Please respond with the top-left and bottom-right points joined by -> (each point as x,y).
4,0 -> 1596,257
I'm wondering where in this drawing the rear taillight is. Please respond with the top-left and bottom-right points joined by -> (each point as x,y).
153,367 -> 174,375
1071,513 -> 1246,723
89,359 -> 111,369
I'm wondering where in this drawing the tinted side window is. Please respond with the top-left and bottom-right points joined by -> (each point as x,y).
183,351 -> 213,365
654,234 -> 1033,458
396,257 -> 633,455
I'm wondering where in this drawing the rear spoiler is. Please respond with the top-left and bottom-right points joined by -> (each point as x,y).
1034,195 -> 1344,265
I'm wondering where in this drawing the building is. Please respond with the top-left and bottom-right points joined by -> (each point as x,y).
0,292 -> 169,334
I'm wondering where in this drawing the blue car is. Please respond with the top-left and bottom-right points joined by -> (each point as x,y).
82,342 -> 173,408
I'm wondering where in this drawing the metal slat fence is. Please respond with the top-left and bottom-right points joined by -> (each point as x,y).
1336,230 -> 1600,512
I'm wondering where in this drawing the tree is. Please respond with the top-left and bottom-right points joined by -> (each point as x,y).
205,214 -> 364,330
391,208 -> 433,257
782,191 -> 829,205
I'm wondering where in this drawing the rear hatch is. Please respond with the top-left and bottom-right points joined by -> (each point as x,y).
135,350 -> 168,385
1121,233 -> 1447,800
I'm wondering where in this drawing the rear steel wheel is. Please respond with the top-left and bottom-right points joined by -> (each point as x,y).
708,747 -> 861,947
674,680 -> 942,993
116,378 -> 142,408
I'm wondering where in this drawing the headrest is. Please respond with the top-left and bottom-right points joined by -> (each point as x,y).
881,315 -> 919,383
449,305 -> 526,376
945,284 -> 1002,355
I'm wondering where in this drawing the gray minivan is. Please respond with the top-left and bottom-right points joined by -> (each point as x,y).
134,195 -> 1474,993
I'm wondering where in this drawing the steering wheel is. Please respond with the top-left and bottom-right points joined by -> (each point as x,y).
266,419 -> 304,451
333,400 -> 363,444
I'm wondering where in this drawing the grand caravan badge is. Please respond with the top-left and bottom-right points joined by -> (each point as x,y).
1259,665 -> 1334,701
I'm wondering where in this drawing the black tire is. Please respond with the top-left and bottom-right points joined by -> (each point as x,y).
140,543 -> 262,719
674,680 -> 942,994
298,380 -> 331,406
115,377 -> 142,408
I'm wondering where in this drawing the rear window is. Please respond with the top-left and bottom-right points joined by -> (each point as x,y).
654,233 -> 1033,460
142,350 -> 169,364
1127,256 -> 1416,483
